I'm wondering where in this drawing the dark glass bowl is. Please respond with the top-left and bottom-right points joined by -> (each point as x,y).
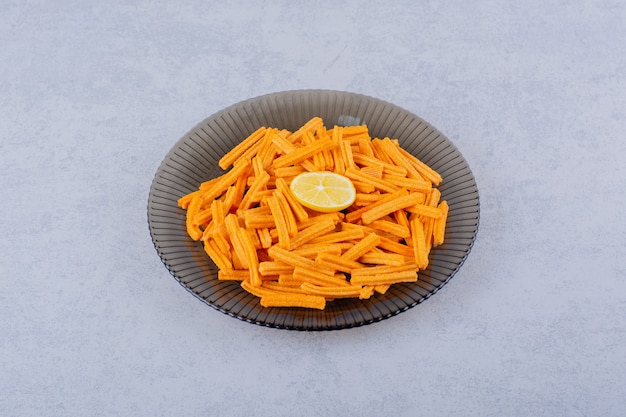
148,90 -> 479,330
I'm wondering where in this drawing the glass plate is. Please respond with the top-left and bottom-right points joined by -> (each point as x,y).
147,90 -> 479,330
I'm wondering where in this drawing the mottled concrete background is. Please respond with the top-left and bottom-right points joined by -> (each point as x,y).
1,1 -> 625,416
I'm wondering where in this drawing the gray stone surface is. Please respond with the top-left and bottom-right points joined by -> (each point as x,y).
2,1 -> 625,416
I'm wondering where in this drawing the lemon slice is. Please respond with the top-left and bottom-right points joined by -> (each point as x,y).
289,171 -> 356,213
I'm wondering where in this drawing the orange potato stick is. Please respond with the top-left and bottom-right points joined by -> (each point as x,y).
340,139 -> 356,171
277,128 -> 291,138
260,274 -> 280,282
417,187 -> 440,223
259,261 -> 294,276
381,164 -> 408,177
185,194 -> 203,240
300,282 -> 363,298
260,293 -> 326,310
232,250 -> 248,270
196,176 -> 222,192
272,135 -> 315,171
262,143 -> 280,171
238,228 -> 262,286
383,175 -> 432,192
351,181 -> 377,194
342,135 -> 367,146
274,166 -> 306,178
425,187 -> 441,207
265,194 -> 290,248
344,167 -> 399,194
350,270 -> 418,286
359,285 -> 376,299
177,189 -> 202,209
330,128 -> 346,174
262,281 -> 308,294
274,190 -> 298,237
422,216 -> 434,256
211,199 -> 226,225
246,204 -> 272,215
267,245 -> 336,276
234,137 -> 264,167
240,280 -> 270,298
315,253 -> 363,274
277,273 -> 304,287
193,207 -> 212,227
244,213 -> 276,229
320,146 -> 333,170
377,236 -> 414,257
351,262 -> 419,277
370,138 -> 396,165
216,188 -> 233,205
379,137 -> 425,181
249,228 -> 263,250
341,232 -> 381,262
218,269 -> 250,281
300,130 -> 314,146
291,243 -> 343,258
354,192 -> 382,206
203,239 -> 233,271
272,131 -> 298,154
322,148 -> 334,171
393,210 -> 410,230
341,124 -> 368,137
410,217 -> 429,269
201,158 -> 251,205
242,280 -> 313,303
224,214 -> 249,269
358,164 -> 384,179
242,280 -> 300,298
275,177 -> 309,223
251,189 -> 274,201
374,284 -> 391,294
396,144 -> 443,185
224,174 -> 247,211
293,267 -> 351,287
218,126 -> 266,170
307,227 -> 365,245
405,203 -> 443,219
361,192 -> 425,224
317,125 -> 331,141
358,251 -> 407,266
209,225 -> 231,253
251,155 -> 264,178
256,128 -> 278,166
200,220 -> 216,241
368,219 -> 410,239
295,212 -> 342,230
433,200 -> 449,246
288,117 -> 324,141
237,170 -> 270,212
288,217 -> 338,250
345,188 -> 407,223
352,153 -> 407,177
340,219 -> 380,231
257,228 -> 273,249
311,142 -> 326,172
331,145 -> 346,174
358,137 -> 375,157
273,138 -> 334,168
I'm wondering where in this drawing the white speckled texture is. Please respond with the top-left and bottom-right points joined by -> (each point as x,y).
2,1 -> 625,416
